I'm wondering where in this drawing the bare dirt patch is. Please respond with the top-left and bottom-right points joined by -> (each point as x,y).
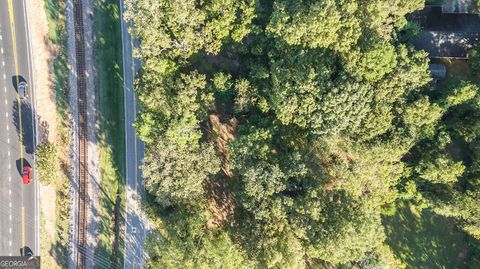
205,105 -> 238,229
209,109 -> 237,176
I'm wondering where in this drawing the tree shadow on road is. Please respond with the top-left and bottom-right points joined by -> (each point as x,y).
12,100 -> 35,154
11,75 -> 27,91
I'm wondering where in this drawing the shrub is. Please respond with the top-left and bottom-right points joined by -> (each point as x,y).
36,143 -> 58,185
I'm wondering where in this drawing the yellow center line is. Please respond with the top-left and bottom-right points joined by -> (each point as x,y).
21,206 -> 24,255
7,0 -> 25,255
7,0 -> 23,163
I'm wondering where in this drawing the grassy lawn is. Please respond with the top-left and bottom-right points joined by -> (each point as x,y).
93,0 -> 126,267
51,177 -> 70,267
44,0 -> 70,130
383,202 -> 480,269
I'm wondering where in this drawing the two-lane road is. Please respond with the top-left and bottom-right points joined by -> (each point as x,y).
0,0 -> 38,257
119,0 -> 147,267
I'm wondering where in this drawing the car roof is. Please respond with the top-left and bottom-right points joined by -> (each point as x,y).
19,83 -> 27,96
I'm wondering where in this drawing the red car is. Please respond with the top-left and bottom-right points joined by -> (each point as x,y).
22,166 -> 32,184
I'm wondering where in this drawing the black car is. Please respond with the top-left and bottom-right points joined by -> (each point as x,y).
20,246 -> 33,256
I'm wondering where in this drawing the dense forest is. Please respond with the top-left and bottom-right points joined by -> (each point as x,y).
124,0 -> 480,268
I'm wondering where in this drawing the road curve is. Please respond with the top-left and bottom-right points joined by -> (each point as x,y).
0,0 -> 38,257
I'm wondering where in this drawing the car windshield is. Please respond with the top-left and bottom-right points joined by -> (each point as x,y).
19,83 -> 26,96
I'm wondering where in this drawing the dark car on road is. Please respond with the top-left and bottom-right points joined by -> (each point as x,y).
20,246 -> 33,256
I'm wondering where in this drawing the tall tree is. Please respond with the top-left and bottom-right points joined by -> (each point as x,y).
125,0 -> 448,267
125,0 -> 255,61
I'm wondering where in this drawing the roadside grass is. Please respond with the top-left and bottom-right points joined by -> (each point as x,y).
44,0 -> 70,126
383,202 -> 479,268
39,210 -> 56,268
93,0 -> 126,267
52,175 -> 71,267
41,0 -> 71,268
39,173 -> 70,269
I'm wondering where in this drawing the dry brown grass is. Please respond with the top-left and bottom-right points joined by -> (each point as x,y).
29,0 -> 59,143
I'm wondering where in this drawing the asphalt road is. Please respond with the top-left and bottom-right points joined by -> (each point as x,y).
0,0 -> 38,257
119,0 -> 147,268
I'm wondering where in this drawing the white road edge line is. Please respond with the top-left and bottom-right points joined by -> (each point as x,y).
119,2 -> 130,267
23,0 -> 40,255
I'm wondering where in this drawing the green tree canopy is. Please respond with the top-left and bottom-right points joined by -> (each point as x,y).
125,0 -> 255,61
143,136 -> 220,207
124,0 -> 479,267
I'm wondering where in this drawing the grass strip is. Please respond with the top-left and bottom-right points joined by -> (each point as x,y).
93,0 -> 126,267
